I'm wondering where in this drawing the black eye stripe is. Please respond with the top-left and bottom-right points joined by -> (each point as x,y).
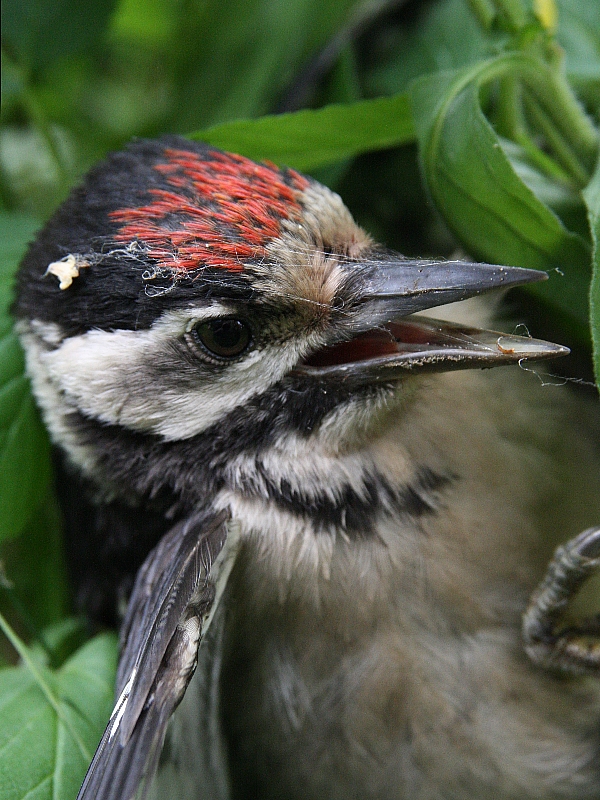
192,318 -> 252,360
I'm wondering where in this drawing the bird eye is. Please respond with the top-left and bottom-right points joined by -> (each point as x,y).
192,318 -> 252,359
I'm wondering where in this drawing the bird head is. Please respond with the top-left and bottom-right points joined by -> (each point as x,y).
14,136 -> 565,511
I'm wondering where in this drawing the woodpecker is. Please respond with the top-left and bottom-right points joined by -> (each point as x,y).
13,136 -> 600,800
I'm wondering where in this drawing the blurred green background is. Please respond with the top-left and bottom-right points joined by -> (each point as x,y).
1,0 -> 599,796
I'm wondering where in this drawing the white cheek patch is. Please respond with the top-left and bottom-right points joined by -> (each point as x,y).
38,307 -> 310,440
28,319 -> 66,347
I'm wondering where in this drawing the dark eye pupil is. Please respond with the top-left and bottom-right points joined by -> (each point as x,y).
194,318 -> 251,358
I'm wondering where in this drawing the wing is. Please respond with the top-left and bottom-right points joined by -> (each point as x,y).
77,508 -> 237,800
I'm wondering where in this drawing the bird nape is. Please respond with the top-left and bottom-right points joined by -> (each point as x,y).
13,136 -> 600,800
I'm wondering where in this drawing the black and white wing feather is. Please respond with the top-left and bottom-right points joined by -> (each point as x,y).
76,508 -> 233,800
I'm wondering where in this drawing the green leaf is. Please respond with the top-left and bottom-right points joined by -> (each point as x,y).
558,0 -> 600,103
0,631 -> 117,800
193,94 -> 415,172
409,63 -> 592,341
583,157 -> 600,388
0,213 -> 51,542
0,52 -> 26,116
364,0 -> 496,98
0,370 -> 52,543
110,0 -> 178,47
2,0 -> 119,73
1,494 -> 69,633
170,0 -> 360,130
0,215 -> 40,320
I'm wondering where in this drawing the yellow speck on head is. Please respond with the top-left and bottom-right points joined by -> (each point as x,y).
534,0 -> 558,32
45,254 -> 89,290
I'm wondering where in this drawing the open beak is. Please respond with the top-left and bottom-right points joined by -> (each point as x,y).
296,258 -> 568,380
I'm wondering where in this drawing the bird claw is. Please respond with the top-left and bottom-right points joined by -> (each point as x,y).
523,526 -> 600,675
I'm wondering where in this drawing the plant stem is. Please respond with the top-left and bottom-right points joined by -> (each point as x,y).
523,90 -> 589,186
514,130 -> 573,184
467,0 -> 496,29
466,1 -> 598,179
496,75 -> 522,139
519,65 -> 598,173
493,0 -> 527,30
472,53 -> 598,180
495,75 -> 572,184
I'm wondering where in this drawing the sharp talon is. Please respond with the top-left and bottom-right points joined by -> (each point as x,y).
523,526 -> 600,675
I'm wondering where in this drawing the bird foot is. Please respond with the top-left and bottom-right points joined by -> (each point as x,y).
523,527 -> 600,675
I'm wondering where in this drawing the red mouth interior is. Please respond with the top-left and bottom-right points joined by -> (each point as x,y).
303,321 -> 438,368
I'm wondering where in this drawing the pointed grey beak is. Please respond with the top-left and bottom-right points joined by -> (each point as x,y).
296,258 -> 568,380
351,258 -> 547,330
